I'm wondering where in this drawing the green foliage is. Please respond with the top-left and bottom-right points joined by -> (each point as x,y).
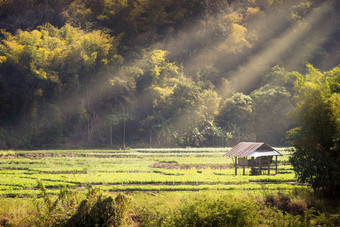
201,120 -> 232,147
132,51 -> 222,147
64,192 -> 129,227
217,92 -> 255,145
135,190 -> 335,226
251,84 -> 293,145
171,194 -> 258,226
0,1 -> 339,224
0,23 -> 122,147
30,104 -> 63,147
137,193 -> 259,226
0,149 -> 339,226
0,24 -> 119,81
0,0 -> 339,148
288,64 -> 340,197
1,189 -> 339,227
0,127 -> 21,149
33,182 -> 130,226
264,192 -> 308,215
0,148 -> 297,197
34,180 -> 78,226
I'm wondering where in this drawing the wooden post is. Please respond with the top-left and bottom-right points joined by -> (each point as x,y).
251,157 -> 254,175
268,157 -> 270,175
259,158 -> 262,175
235,157 -> 238,175
243,165 -> 245,175
275,156 -> 278,174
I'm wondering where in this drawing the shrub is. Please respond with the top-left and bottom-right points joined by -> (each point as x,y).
264,192 -> 290,214
173,197 -> 256,226
264,191 -> 308,216
64,196 -> 116,226
288,198 -> 308,215
138,193 -> 260,226
33,182 -> 130,226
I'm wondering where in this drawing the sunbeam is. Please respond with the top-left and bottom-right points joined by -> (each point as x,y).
1,0 -> 339,148
228,0 -> 337,93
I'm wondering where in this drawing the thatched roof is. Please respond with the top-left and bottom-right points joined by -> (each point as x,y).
224,142 -> 282,158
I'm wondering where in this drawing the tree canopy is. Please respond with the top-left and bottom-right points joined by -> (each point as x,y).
288,64 -> 340,197
0,0 -> 339,149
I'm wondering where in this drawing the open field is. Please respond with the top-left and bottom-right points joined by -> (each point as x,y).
1,148 -> 340,226
0,147 -> 306,197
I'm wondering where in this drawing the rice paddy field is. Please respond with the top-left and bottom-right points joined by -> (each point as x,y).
0,147 -> 306,197
2,148 -> 340,227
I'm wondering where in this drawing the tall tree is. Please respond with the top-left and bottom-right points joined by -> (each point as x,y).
288,64 -> 340,197
217,92 -> 255,145
251,85 -> 293,145
251,66 -> 294,145
0,24 -> 122,146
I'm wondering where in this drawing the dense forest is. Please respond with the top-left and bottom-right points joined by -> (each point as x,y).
0,0 -> 339,149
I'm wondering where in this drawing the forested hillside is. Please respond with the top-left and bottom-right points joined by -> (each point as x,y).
0,0 -> 339,149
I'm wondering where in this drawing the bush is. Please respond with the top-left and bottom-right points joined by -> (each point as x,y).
264,192 -> 290,213
264,192 -> 308,216
288,198 -> 308,215
0,127 -> 22,149
173,196 -> 257,226
138,193 -> 260,226
64,196 -> 116,226
33,182 -> 130,226
136,191 -> 328,226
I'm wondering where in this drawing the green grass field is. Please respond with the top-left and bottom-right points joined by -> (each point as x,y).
2,148 -> 340,227
0,147 -> 306,197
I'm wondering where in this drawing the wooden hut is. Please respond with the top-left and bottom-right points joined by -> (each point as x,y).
224,142 -> 282,175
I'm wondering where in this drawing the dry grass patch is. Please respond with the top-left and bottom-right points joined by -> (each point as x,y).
149,161 -> 232,170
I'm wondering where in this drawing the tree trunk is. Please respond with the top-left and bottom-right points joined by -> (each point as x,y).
87,119 -> 91,145
110,125 -> 113,146
149,129 -> 152,144
123,120 -> 126,149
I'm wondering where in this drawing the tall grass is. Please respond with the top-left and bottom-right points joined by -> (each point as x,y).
132,190 -> 340,226
0,182 -> 130,226
1,187 -> 339,226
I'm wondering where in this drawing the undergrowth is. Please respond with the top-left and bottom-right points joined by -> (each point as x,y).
0,185 -> 339,226
2,181 -> 131,226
